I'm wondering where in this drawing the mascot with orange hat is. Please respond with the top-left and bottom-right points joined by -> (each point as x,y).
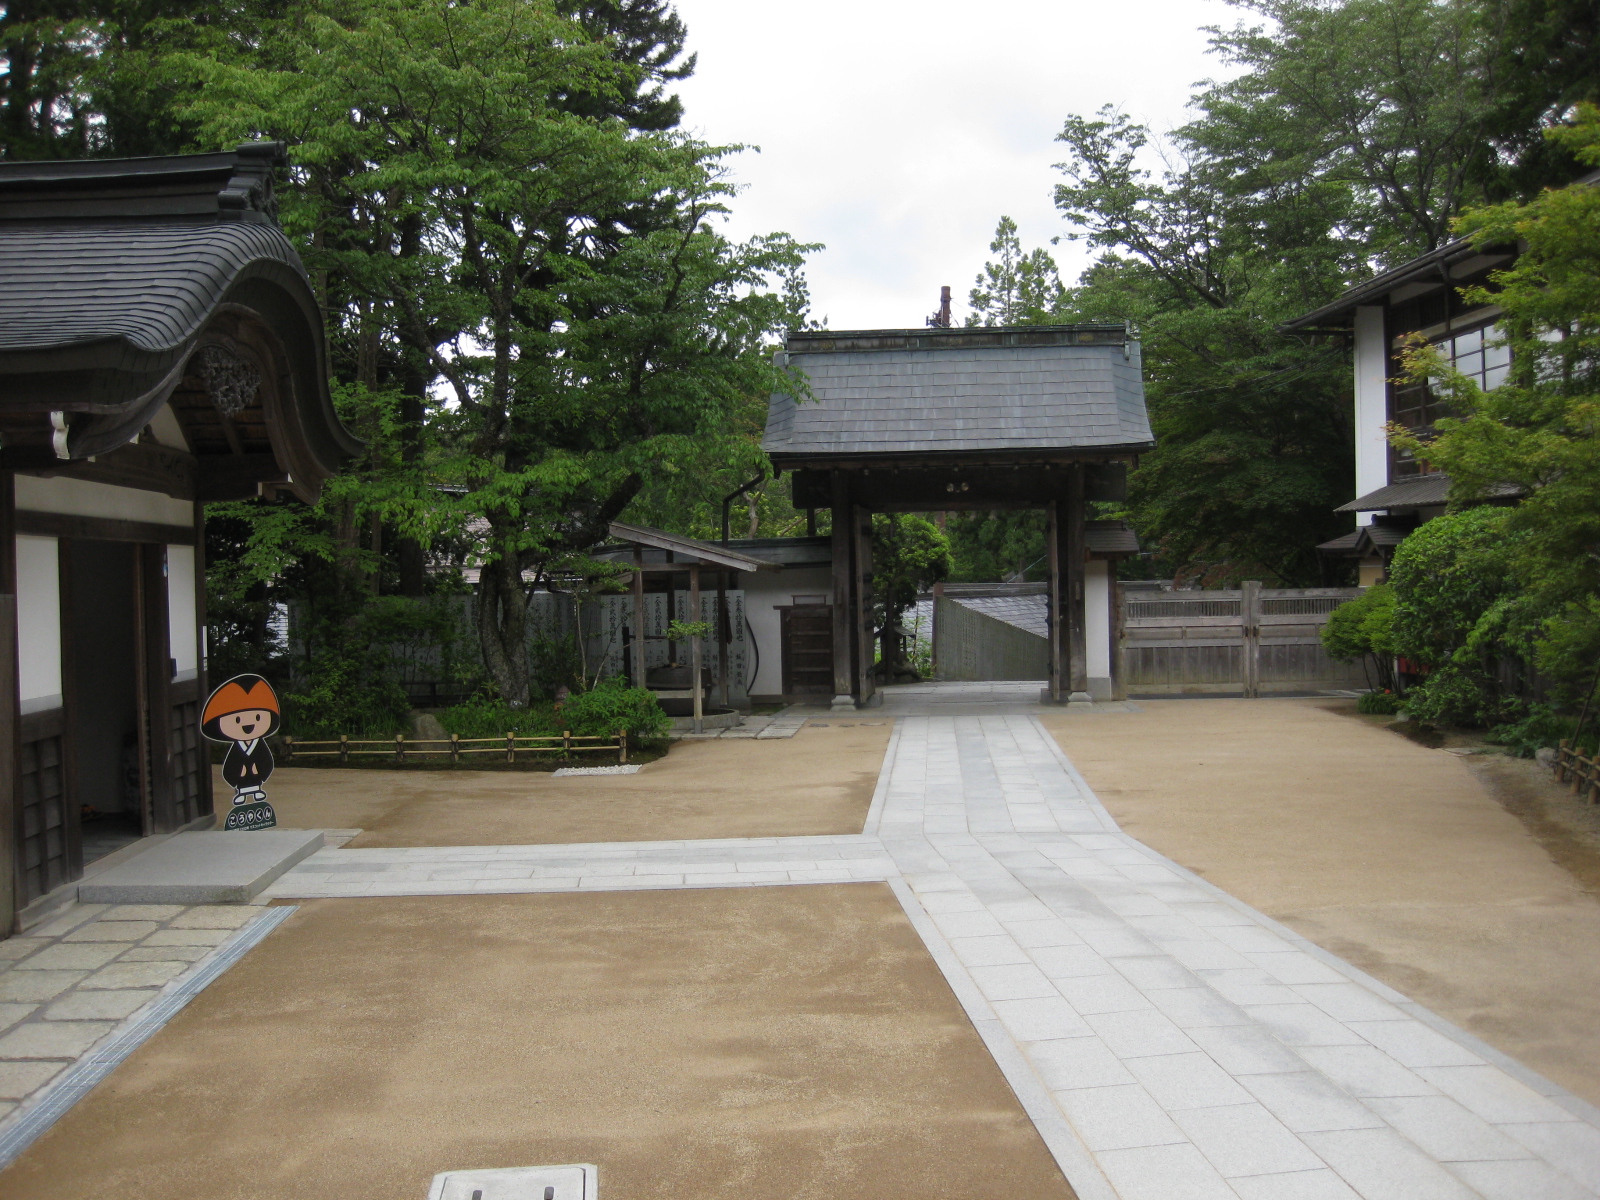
201,674 -> 281,831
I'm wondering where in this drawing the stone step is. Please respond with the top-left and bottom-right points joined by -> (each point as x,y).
78,830 -> 324,905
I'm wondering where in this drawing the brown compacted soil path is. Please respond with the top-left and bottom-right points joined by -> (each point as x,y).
1041,697 -> 1600,1106
218,720 -> 891,846
0,886 -> 1076,1200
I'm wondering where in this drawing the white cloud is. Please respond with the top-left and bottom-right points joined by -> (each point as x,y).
671,0 -> 1238,330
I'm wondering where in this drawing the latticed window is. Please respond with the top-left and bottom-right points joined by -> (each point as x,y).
1389,323 -> 1510,477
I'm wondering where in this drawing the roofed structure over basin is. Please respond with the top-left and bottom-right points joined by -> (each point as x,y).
761,324 -> 1153,709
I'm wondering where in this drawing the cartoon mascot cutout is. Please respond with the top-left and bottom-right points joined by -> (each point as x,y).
201,674 -> 281,831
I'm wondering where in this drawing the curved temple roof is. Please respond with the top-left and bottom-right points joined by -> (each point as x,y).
0,143 -> 359,502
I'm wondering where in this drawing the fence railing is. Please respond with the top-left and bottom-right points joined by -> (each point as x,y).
1556,740 -> 1599,803
280,730 -> 630,766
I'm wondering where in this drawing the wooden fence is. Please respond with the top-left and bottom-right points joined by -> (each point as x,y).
1556,740 -> 1599,802
280,730 -> 629,766
1120,583 -> 1367,696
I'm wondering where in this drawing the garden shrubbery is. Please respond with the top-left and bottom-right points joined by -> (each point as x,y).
435,679 -> 668,742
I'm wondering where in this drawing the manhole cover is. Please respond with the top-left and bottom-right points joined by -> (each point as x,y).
427,1163 -> 596,1200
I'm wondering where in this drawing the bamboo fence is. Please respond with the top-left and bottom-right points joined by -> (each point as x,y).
279,730 -> 629,766
1555,739 -> 1599,803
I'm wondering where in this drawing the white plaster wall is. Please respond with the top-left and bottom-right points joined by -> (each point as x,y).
14,474 -> 194,526
742,567 -> 833,697
1086,560 -> 1111,695
167,544 -> 199,680
16,535 -> 62,713
1353,305 -> 1390,525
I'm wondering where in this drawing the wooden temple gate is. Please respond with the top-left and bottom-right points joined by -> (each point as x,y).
767,324 -> 1154,707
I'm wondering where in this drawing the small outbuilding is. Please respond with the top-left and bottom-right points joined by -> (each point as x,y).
0,144 -> 358,931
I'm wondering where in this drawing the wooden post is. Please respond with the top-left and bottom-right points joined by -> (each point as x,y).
1110,580 -> 1127,701
139,543 -> 178,830
716,568 -> 730,709
192,499 -> 213,820
0,472 -> 15,933
830,471 -> 854,708
618,729 -> 627,765
563,728 -> 572,758
1241,580 -> 1262,699
450,733 -> 459,765
506,731 -> 515,763
1046,496 -> 1066,702
690,562 -> 703,734
395,734 -> 404,763
283,736 -> 294,762
1065,466 -> 1090,702
631,546 -> 647,689
340,734 -> 349,764
853,504 -> 875,705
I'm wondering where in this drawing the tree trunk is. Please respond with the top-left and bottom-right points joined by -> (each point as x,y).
396,362 -> 429,596
476,550 -> 530,706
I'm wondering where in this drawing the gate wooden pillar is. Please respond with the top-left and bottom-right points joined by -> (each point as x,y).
1047,465 -> 1091,703
853,504 -> 875,707
0,474 -> 16,933
829,471 -> 855,707
1241,579 -> 1262,699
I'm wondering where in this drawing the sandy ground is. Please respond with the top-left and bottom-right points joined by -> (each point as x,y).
1041,697 -> 1600,1106
215,721 -> 891,846
0,885 -> 1075,1200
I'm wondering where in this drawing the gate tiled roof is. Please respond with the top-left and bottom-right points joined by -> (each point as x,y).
763,326 -> 1153,464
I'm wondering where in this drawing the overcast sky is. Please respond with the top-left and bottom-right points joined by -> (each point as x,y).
670,0 -> 1241,331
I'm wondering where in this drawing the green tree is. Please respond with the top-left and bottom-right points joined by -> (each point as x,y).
871,514 -> 950,682
945,511 -> 1048,582
1052,108 -> 1354,585
1196,0 -> 1496,262
966,216 -> 1065,327
174,0 -> 812,706
1392,105 -> 1600,702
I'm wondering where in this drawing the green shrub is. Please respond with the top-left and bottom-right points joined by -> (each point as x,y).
1486,704 -> 1600,758
435,695 -> 562,739
437,678 -> 667,741
561,678 -> 669,740
1388,508 -> 1526,726
1357,689 -> 1403,715
283,649 -> 412,738
1323,583 -> 1397,691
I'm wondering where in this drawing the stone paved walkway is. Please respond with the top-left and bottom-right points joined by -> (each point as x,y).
6,710 -> 1599,1199
0,902 -> 268,1122
261,712 -> 1600,1200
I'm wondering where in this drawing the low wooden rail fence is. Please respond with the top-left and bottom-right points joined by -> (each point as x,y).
1556,740 -> 1599,802
279,730 -> 630,766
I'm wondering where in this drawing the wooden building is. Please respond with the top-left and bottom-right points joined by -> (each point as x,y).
0,144 -> 359,933
1277,192 -> 1591,580
762,324 -> 1154,707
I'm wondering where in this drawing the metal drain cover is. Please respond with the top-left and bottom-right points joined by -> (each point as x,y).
427,1163 -> 596,1200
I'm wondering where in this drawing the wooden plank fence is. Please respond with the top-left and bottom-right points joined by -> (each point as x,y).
1555,740 -> 1600,803
1121,584 -> 1367,696
280,730 -> 629,766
